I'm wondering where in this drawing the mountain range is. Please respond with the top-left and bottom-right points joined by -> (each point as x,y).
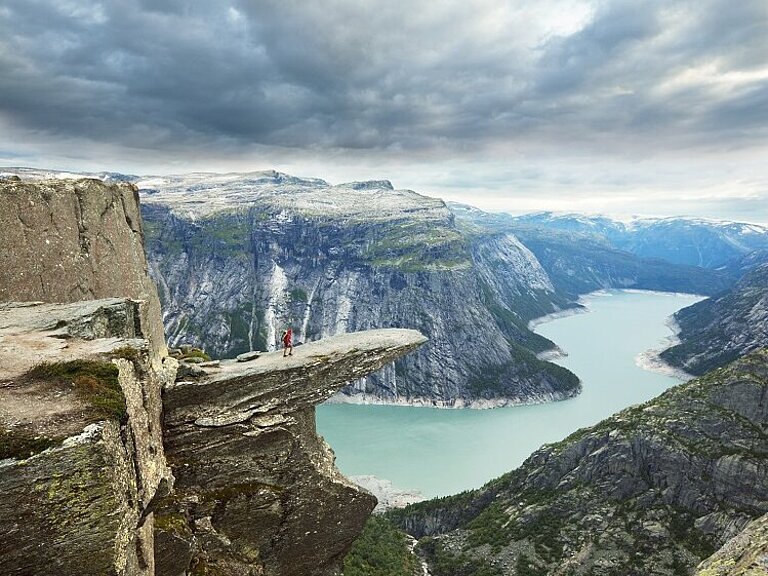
3,167 -> 765,407
506,211 -> 768,270
3,168 -> 768,576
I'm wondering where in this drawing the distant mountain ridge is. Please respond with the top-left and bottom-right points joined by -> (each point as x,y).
504,210 -> 768,270
450,204 -> 732,299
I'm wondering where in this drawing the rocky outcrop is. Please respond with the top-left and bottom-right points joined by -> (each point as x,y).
0,299 -> 176,576
140,171 -> 579,407
661,264 -> 768,375
1,175 -> 429,575
0,177 -> 166,356
156,329 -> 426,576
390,349 -> 768,575
696,512 -> 768,575
1,177 -> 175,575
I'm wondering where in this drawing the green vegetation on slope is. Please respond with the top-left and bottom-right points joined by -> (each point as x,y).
387,349 -> 768,576
343,515 -> 421,576
364,221 -> 471,272
466,342 -> 580,398
417,537 -> 502,576
661,264 -> 768,375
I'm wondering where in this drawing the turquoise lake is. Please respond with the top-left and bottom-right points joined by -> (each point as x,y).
315,290 -> 704,499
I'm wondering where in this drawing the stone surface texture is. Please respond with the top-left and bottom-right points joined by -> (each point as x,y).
157,329 -> 427,576
695,512 -> 768,576
0,177 -> 166,357
0,178 -> 173,575
0,299 -> 175,576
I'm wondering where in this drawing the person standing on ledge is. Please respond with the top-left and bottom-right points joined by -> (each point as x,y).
282,327 -> 293,357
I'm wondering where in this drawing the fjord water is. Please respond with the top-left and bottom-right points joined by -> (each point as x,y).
316,290 -> 703,499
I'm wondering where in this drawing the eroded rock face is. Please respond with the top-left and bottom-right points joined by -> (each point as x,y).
1,177 -> 428,576
0,300 -> 176,576
696,512 -> 768,575
391,349 -> 768,576
157,329 -> 427,576
0,177 -> 166,356
0,422 -> 139,575
1,178 -> 174,575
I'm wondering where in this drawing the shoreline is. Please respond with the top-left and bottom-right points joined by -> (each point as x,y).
529,288 -> 705,331
349,475 -> 425,511
634,315 -> 695,381
530,288 -> 703,381
326,288 -> 703,409
527,302 -> 588,330
323,387 -> 579,410
536,346 -> 568,361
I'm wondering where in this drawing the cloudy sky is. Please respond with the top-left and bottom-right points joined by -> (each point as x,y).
1,0 -> 767,221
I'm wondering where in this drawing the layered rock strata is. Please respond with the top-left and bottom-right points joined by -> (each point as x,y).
157,329 -> 426,576
139,172 -> 579,407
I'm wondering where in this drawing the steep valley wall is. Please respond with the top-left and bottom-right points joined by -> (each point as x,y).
141,178 -> 580,408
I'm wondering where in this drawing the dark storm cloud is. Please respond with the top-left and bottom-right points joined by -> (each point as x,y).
0,0 -> 766,155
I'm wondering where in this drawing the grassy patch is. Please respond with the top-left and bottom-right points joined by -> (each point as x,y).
466,344 -> 580,398
107,345 -> 142,364
154,512 -> 192,538
25,359 -> 127,423
417,537 -> 502,576
181,348 -> 212,362
0,429 -> 62,460
290,288 -> 308,302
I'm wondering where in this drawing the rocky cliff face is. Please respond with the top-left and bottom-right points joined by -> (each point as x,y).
0,177 -> 175,575
0,177 -> 167,355
1,177 -> 422,575
156,329 -> 425,576
140,171 -> 579,407
661,264 -> 768,375
695,512 -> 768,575
390,349 -> 768,576
0,299 -> 177,576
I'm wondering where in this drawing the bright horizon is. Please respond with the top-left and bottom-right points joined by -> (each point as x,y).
2,1 -> 767,223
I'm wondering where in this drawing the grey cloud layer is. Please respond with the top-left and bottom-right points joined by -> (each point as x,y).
0,0 -> 766,155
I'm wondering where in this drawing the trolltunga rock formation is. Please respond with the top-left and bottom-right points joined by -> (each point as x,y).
157,329 -> 426,576
0,176 -> 427,576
